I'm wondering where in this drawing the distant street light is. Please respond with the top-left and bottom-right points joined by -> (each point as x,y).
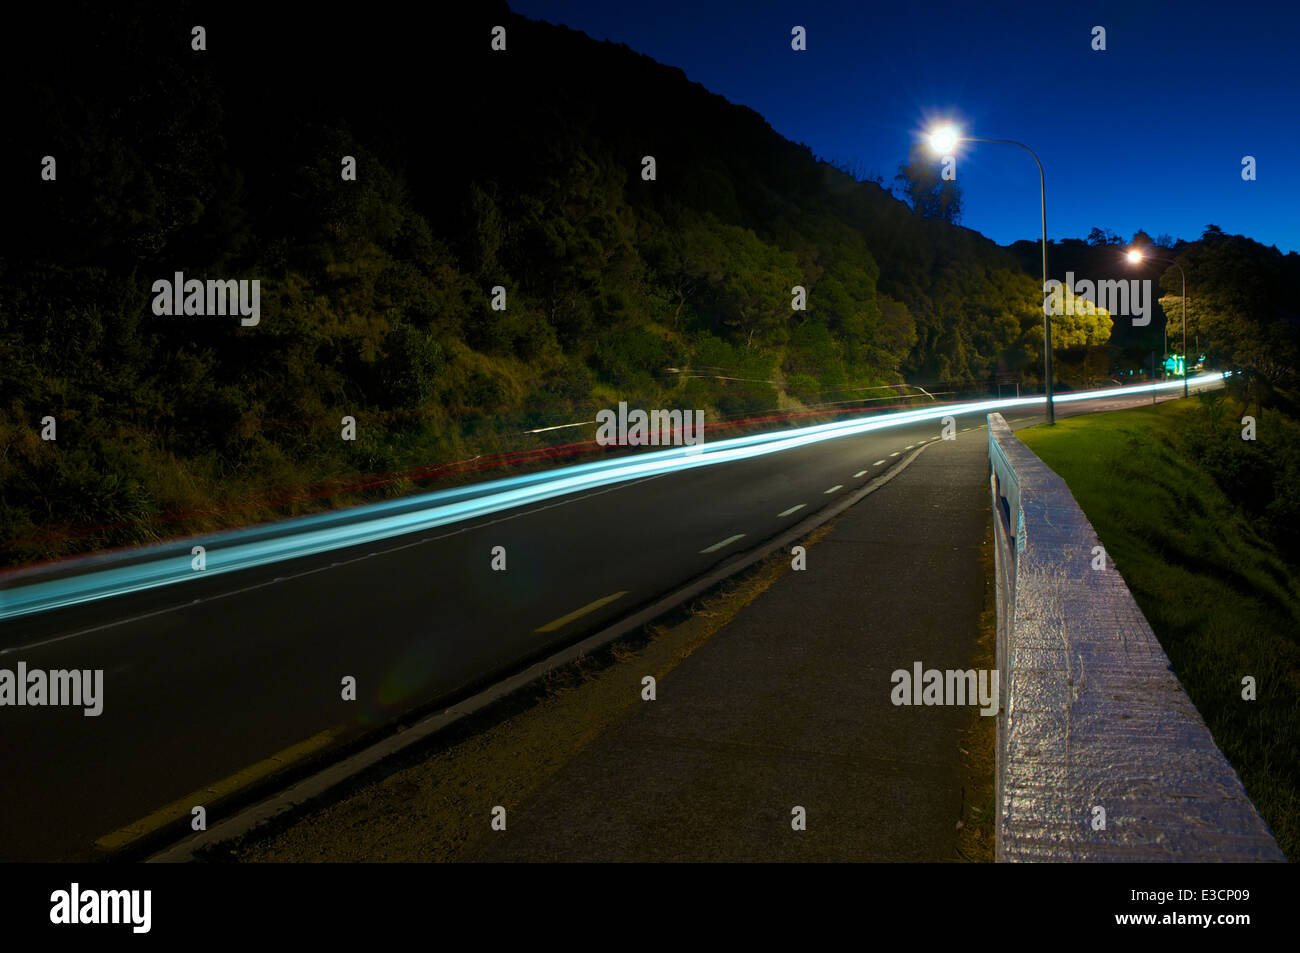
1128,250 -> 1168,374
1127,248 -> 1189,398
927,125 -> 1054,424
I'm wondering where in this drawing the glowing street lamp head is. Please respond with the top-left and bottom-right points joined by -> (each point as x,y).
929,126 -> 959,154
1126,249 -> 1143,264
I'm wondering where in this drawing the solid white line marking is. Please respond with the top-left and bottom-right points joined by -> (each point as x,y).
853,470 -> 868,478
700,534 -> 746,554
824,485 -> 843,494
873,460 -> 886,466
777,504 -> 806,517
525,419 -> 597,434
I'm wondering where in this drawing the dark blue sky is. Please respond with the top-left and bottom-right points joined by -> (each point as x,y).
511,0 -> 1299,253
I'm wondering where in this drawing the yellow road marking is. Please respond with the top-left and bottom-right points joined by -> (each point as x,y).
534,591 -> 629,634
94,725 -> 346,852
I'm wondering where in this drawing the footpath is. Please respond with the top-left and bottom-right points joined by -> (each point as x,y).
466,430 -> 994,861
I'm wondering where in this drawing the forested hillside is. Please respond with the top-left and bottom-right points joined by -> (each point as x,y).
3,1 -> 1099,564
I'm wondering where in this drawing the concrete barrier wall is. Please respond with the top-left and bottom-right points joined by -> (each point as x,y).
986,412 -> 1284,862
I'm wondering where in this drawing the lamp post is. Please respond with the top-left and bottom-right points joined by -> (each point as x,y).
928,126 -> 1053,424
1126,249 -> 1188,398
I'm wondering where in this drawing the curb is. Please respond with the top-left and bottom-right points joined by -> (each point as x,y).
148,438 -> 941,861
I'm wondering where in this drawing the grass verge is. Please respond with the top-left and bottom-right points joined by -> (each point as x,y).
954,518 -> 997,862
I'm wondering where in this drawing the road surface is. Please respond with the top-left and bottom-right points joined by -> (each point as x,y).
0,381 -> 1215,860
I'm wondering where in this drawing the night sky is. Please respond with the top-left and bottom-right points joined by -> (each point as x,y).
511,0 -> 1300,253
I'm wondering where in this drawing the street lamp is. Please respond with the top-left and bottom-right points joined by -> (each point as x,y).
1126,248 -> 1188,398
928,125 -> 1054,424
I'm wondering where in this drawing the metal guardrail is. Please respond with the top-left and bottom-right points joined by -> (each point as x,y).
986,412 -> 1284,862
988,423 -> 1020,555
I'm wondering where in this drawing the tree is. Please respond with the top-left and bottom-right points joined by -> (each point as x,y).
826,155 -> 884,186
1171,229 -> 1300,400
1046,283 -> 1114,349
893,145 -> 962,224
682,215 -> 801,350
1087,227 -> 1122,247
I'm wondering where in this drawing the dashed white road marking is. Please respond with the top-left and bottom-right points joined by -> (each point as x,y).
777,504 -> 806,517
873,460 -> 886,466
853,470 -> 868,478
889,451 -> 901,457
699,534 -> 746,554
824,485 -> 843,494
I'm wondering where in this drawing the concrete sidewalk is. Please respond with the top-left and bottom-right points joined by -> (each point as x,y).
468,430 -> 994,861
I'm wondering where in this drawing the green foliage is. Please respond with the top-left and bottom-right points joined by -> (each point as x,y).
1181,392 -> 1300,562
1167,230 -> 1300,392
0,3 -> 1114,563
894,144 -> 963,224
1047,281 -> 1115,349
592,326 -> 667,388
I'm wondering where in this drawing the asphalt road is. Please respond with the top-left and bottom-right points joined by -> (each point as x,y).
0,382 -> 1214,861
470,417 -> 995,861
